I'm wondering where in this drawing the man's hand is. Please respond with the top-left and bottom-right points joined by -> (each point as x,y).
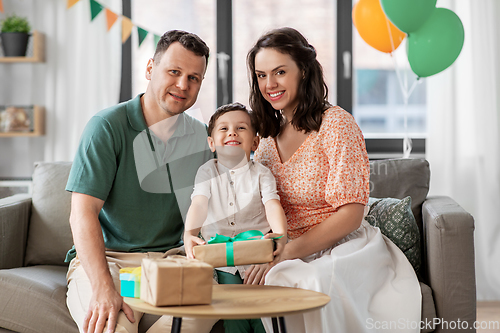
83,286 -> 135,333
69,193 -> 135,333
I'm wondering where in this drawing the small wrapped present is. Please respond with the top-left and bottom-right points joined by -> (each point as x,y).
120,267 -> 141,298
193,230 -> 274,268
140,255 -> 213,306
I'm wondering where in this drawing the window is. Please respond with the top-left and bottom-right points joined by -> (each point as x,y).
351,0 -> 427,157
354,69 -> 426,134
232,0 -> 336,108
121,1 -> 426,158
131,0 -> 217,123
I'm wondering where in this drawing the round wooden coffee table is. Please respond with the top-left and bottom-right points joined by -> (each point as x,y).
125,284 -> 330,333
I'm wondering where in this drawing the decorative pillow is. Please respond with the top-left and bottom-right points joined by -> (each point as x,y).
24,162 -> 73,266
365,196 -> 421,274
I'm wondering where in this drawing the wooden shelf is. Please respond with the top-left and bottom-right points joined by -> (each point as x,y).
0,106 -> 45,137
0,31 -> 44,63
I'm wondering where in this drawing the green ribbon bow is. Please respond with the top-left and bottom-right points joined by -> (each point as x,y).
207,230 -> 282,266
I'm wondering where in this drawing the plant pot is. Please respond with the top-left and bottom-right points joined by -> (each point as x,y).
0,32 -> 31,57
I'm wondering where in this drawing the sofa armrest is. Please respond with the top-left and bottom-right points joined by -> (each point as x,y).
422,196 -> 476,332
0,194 -> 32,269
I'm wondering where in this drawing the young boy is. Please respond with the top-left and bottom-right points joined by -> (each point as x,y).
183,102 -> 287,333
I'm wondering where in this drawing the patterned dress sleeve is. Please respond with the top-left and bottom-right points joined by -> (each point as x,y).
320,107 -> 370,210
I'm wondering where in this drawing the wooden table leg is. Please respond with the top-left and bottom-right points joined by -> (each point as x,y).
171,317 -> 182,333
272,317 -> 279,332
278,316 -> 287,333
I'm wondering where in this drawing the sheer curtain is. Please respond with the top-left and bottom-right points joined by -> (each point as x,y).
35,0 -> 122,162
426,0 -> 500,300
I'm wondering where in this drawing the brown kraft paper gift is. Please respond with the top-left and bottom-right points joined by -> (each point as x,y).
140,255 -> 213,306
193,239 -> 274,268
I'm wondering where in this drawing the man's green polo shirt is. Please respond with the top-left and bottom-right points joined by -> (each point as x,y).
66,94 -> 212,260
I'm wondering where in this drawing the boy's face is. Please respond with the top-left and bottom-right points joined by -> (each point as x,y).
208,110 -> 259,162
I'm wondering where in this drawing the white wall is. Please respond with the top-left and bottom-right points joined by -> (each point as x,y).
0,0 -> 121,178
0,0 -> 46,177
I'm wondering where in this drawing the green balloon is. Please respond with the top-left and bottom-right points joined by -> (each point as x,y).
381,0 -> 437,33
407,8 -> 464,78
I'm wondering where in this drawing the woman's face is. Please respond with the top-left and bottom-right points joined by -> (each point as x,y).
254,48 -> 301,117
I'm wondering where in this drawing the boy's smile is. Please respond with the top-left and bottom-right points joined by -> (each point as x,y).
208,110 -> 260,166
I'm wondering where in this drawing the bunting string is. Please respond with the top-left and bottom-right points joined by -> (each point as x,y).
66,0 -> 160,48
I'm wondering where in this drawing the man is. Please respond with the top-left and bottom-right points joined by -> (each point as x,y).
65,30 -> 216,333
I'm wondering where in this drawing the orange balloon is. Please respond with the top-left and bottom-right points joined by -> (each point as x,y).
352,0 -> 406,53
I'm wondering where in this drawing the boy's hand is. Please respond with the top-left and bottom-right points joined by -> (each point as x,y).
243,263 -> 271,285
183,233 -> 206,259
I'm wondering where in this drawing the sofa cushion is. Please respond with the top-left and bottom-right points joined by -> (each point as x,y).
25,162 -> 73,266
0,194 -> 31,269
420,282 -> 437,333
369,158 -> 430,228
366,196 -> 421,274
0,265 -> 78,333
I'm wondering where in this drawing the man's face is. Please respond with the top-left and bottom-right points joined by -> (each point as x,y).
145,42 -> 207,117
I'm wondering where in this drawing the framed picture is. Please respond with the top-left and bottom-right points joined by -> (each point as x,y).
0,105 -> 44,136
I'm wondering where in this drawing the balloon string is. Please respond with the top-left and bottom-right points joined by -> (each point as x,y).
402,94 -> 413,159
391,54 -> 419,158
385,16 -> 396,53
407,79 -> 419,98
392,54 -> 407,99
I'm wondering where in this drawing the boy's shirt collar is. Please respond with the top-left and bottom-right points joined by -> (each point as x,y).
216,159 -> 253,175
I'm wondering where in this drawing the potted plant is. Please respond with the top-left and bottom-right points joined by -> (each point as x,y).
0,14 -> 31,57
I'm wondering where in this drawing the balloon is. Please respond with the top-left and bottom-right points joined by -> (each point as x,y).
352,0 -> 406,53
381,0 -> 437,33
407,8 -> 464,78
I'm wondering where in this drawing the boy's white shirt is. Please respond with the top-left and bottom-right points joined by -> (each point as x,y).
191,158 -> 280,277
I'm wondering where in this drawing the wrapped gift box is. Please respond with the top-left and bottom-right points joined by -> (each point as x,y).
140,255 -> 213,306
193,239 -> 273,268
120,267 -> 141,298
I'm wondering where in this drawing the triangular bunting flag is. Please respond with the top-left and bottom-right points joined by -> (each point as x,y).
89,0 -> 104,21
122,16 -> 133,43
66,0 -> 79,9
154,34 -> 161,48
105,8 -> 118,31
137,27 -> 149,47
0,0 -> 4,13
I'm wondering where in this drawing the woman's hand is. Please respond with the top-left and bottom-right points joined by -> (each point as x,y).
243,233 -> 289,285
243,263 -> 272,285
183,232 -> 205,259
263,232 -> 287,265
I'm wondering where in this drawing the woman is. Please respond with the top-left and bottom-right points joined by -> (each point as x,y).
246,27 -> 421,333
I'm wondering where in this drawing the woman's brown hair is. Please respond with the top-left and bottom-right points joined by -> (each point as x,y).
247,27 -> 331,138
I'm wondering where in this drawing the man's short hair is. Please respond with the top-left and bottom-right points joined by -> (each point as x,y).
153,30 -> 209,67
208,102 -> 258,136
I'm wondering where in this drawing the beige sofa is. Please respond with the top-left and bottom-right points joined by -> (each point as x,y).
0,159 -> 476,333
